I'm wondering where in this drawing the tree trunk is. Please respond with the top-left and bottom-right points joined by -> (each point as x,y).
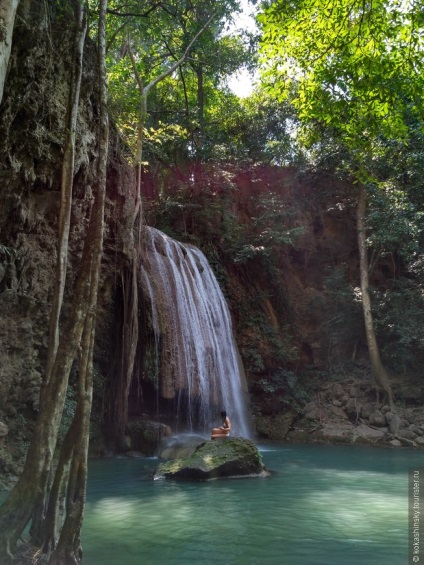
193,65 -> 204,194
357,183 -> 395,410
31,0 -> 88,542
196,65 -> 204,147
45,0 -> 88,389
41,414 -> 79,552
0,0 -> 20,107
49,1 -> 109,559
49,312 -> 95,565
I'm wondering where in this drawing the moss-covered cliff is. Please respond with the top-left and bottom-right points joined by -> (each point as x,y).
0,0 -> 135,488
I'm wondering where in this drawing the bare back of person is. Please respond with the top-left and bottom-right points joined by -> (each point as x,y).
211,411 -> 231,439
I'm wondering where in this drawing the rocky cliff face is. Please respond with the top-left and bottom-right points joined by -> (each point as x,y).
143,163 -> 424,445
0,1 -> 134,487
144,165 -> 361,379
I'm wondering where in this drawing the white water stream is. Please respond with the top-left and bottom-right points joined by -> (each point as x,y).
140,226 -> 251,437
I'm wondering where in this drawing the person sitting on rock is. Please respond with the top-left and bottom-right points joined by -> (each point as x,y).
211,410 -> 231,439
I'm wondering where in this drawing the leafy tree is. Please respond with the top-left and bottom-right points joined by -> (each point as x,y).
105,1 -> 243,175
259,0 -> 424,408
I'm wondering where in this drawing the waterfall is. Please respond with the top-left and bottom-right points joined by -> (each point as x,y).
140,226 -> 251,438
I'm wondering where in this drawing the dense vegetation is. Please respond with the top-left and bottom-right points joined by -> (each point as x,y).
1,0 -> 424,562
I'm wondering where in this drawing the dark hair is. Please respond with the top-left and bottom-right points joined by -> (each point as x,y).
220,410 -> 227,418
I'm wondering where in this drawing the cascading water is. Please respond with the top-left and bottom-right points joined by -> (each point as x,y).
140,226 -> 251,438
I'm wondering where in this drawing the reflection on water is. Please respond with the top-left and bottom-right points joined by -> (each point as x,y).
83,444 -> 419,564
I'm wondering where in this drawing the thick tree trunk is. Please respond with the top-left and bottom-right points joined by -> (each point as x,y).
49,314 -> 95,565
49,2 -> 109,560
31,1 -> 88,542
41,414 -> 79,552
357,183 -> 394,410
0,0 -> 20,107
45,0 -> 88,388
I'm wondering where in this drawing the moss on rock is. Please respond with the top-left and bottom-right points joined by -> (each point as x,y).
154,437 -> 269,480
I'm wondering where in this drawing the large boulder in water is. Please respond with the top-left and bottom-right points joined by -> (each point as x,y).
154,437 -> 269,480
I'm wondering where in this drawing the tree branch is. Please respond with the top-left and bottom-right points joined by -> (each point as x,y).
107,3 -> 161,18
144,10 -> 217,96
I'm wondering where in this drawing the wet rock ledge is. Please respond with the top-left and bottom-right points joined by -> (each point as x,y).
154,437 -> 269,481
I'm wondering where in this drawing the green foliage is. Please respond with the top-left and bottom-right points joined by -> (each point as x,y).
259,0 -> 424,150
148,178 -> 305,275
372,278 -> 424,372
103,0 -> 252,165
249,192 -> 305,251
199,89 -> 306,165
237,91 -> 305,165
256,368 -> 312,409
319,266 -> 363,344
242,347 -> 265,373
239,303 -> 298,374
224,191 -> 305,266
367,182 -> 424,264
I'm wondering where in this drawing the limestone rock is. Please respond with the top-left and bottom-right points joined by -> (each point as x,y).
369,410 -> 387,427
386,413 -> 401,434
352,424 -> 386,444
397,386 -> 424,403
332,383 -> 345,399
302,401 -> 318,414
286,429 -> 312,443
404,409 -> 420,425
0,421 -> 9,437
126,451 -> 144,458
330,405 -> 348,419
389,439 -> 402,447
254,412 -> 294,440
154,438 -> 269,481
360,403 -> 374,419
397,436 -> 416,448
344,398 -> 358,418
315,423 -> 354,443
304,408 -> 322,420
409,424 -> 423,436
396,429 -> 418,441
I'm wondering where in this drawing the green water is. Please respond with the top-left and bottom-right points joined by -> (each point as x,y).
82,443 -> 422,564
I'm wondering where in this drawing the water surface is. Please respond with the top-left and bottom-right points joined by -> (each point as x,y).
82,443 -> 421,564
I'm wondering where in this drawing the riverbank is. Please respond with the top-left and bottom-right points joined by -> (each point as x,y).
255,373 -> 424,449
